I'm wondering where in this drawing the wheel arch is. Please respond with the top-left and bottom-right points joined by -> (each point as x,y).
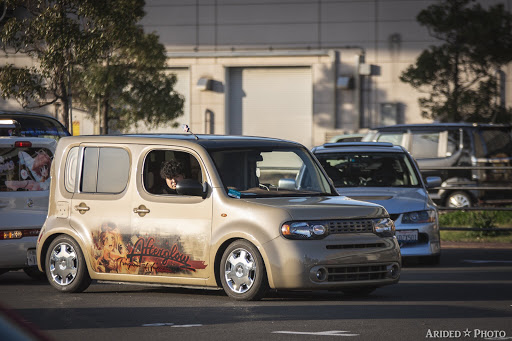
213,236 -> 275,290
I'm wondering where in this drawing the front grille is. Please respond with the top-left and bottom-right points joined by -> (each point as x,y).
326,243 -> 386,250
327,219 -> 374,234
327,264 -> 388,282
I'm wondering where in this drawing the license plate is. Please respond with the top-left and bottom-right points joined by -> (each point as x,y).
27,249 -> 37,266
396,230 -> 418,243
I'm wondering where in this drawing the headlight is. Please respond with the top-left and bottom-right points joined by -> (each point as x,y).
281,221 -> 329,240
402,210 -> 436,224
373,218 -> 395,237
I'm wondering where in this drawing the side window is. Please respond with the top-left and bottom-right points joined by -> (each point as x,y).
81,147 -> 130,194
143,150 -> 202,195
64,147 -> 78,192
376,133 -> 404,146
410,132 -> 440,158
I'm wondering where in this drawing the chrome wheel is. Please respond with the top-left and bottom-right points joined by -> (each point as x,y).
224,248 -> 256,294
49,242 -> 78,286
447,192 -> 471,208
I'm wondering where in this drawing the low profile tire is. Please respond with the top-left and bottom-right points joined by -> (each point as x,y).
220,240 -> 268,301
445,191 -> 472,208
342,287 -> 377,297
46,235 -> 91,293
23,267 -> 46,280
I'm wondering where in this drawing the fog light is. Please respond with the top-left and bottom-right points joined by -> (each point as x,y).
386,263 -> 400,279
315,267 -> 327,281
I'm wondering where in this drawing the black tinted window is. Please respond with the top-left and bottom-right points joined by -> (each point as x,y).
479,128 -> 512,157
0,115 -> 70,140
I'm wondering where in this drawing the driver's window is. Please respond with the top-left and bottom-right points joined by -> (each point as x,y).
143,150 -> 202,195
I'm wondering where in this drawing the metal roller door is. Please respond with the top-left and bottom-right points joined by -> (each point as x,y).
229,67 -> 312,147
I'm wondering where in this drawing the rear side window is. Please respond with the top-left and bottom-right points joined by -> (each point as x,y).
478,129 -> 512,158
80,147 -> 130,194
1,146 -> 53,192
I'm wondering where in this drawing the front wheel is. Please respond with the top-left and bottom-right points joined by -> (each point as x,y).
46,235 -> 91,293
220,240 -> 268,301
445,191 -> 472,208
23,267 -> 46,280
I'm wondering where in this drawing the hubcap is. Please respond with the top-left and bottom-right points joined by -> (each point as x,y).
448,194 -> 470,208
49,242 -> 78,286
224,248 -> 256,294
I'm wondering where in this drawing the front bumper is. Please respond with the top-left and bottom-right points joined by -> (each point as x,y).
396,221 -> 441,257
262,233 -> 401,290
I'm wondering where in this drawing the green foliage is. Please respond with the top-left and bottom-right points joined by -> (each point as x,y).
0,0 -> 183,132
400,0 -> 512,123
439,210 -> 512,239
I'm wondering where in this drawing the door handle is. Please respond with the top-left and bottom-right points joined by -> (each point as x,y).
133,204 -> 150,217
74,202 -> 90,214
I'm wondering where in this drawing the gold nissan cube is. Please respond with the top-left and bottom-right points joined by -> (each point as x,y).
37,134 -> 401,300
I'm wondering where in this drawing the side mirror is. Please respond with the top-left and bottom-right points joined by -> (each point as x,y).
278,178 -> 296,190
425,176 -> 442,189
176,179 -> 206,198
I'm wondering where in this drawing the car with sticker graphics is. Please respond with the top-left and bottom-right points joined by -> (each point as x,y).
37,134 -> 401,300
1,112 -> 69,279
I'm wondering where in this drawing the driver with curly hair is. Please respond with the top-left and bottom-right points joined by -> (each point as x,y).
160,159 -> 186,194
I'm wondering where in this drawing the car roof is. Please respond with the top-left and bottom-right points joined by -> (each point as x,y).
0,110 -> 59,120
371,122 -> 511,131
312,142 -> 406,153
59,134 -> 303,149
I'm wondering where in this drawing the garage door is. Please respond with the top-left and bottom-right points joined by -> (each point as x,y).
128,68 -> 190,134
229,67 -> 312,147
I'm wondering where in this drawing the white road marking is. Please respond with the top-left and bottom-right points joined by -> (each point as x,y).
273,330 -> 359,336
464,260 -> 512,264
142,323 -> 203,328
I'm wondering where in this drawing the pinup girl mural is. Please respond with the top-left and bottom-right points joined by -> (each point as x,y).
3,150 -> 52,191
92,223 -> 129,273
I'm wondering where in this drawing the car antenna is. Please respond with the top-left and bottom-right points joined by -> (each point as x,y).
182,124 -> 199,140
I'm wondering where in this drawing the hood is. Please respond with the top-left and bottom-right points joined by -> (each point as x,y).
336,187 -> 428,214
242,196 -> 388,220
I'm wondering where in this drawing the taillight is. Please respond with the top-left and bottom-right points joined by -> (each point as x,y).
14,141 -> 32,148
0,229 -> 40,240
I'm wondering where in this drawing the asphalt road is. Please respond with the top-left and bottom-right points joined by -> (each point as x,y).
1,246 -> 511,341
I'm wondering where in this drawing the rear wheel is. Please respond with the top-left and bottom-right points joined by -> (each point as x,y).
220,240 -> 268,301
446,191 -> 472,208
46,235 -> 91,293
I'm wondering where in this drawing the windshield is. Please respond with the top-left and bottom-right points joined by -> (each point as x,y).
315,152 -> 421,188
209,147 -> 336,198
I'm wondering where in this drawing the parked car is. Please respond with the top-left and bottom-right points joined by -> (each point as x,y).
363,123 -> 512,207
312,142 -> 441,264
0,136 -> 57,278
329,133 -> 365,143
0,111 -> 70,140
37,134 -> 401,300
1,111 -> 69,279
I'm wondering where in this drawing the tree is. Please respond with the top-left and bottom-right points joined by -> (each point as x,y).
0,0 -> 183,133
72,20 -> 184,134
400,0 -> 512,123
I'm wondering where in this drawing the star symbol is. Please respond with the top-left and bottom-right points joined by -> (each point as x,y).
463,328 -> 472,337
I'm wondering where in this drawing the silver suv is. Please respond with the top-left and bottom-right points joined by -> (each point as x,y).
37,134 -> 401,300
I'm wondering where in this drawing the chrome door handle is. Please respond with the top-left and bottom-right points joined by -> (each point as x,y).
133,205 -> 150,217
74,203 -> 90,214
